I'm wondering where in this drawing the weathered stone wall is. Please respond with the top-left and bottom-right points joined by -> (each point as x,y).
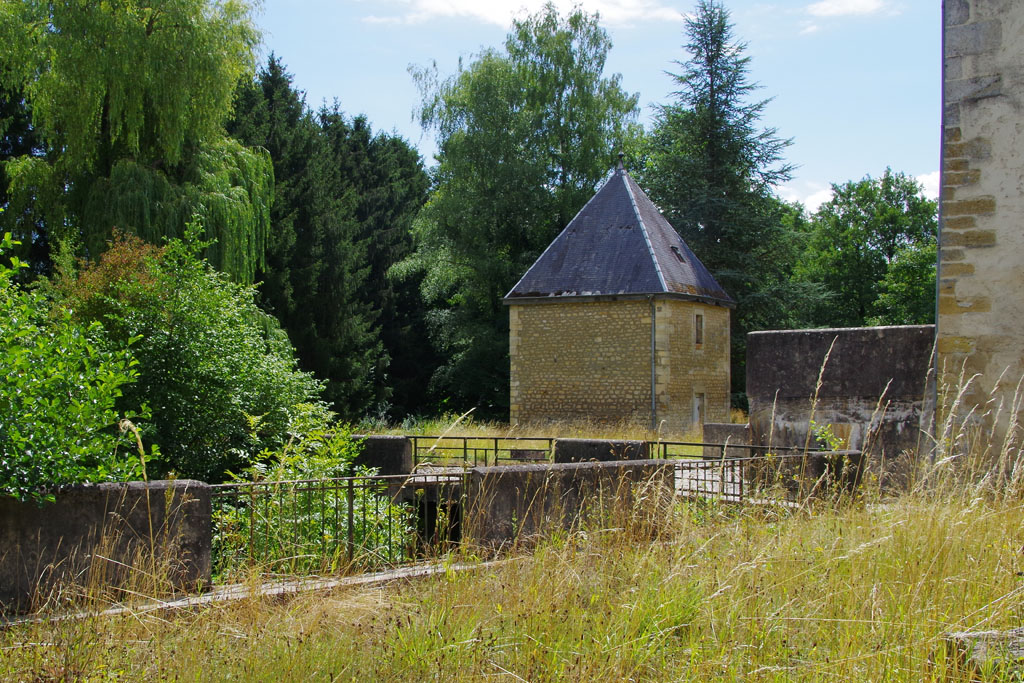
939,0 -> 1024,432
0,480 -> 211,612
701,423 -> 751,459
464,460 -> 675,546
509,297 -> 730,431
746,326 -> 935,462
553,438 -> 649,463
352,435 -> 413,475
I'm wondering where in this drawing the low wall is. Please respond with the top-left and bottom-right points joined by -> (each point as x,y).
553,438 -> 649,463
0,480 -> 210,612
464,460 -> 675,546
746,325 -> 935,464
701,423 -> 751,459
352,435 -> 413,475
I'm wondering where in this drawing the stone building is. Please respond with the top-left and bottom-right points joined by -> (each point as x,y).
938,0 -> 1024,439
504,161 -> 734,432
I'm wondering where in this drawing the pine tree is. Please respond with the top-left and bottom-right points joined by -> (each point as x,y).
643,0 -> 817,405
227,58 -> 431,418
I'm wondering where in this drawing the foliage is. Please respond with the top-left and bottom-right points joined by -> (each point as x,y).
0,0 -> 271,283
53,229 -> 324,482
870,241 -> 937,325
0,83 -> 47,276
399,2 -> 640,415
0,232 -> 142,502
641,0 -> 818,405
227,57 -> 432,418
213,410 -> 417,577
797,168 -> 937,327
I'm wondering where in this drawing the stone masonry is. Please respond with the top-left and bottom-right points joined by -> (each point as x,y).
509,297 -> 729,432
939,0 -> 1024,434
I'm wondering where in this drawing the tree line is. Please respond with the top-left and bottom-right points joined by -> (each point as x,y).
0,0 -> 937,473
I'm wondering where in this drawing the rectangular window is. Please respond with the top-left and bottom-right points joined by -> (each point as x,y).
695,313 -> 704,347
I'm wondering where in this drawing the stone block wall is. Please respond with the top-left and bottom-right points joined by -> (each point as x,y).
701,423 -> 752,459
0,480 -> 211,612
509,299 -> 651,424
509,297 -> 730,431
657,298 -> 731,430
939,0 -> 1024,431
746,325 -> 935,462
352,435 -> 413,475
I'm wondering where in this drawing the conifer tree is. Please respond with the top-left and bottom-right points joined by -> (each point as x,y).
643,0 -> 817,404
228,58 -> 431,418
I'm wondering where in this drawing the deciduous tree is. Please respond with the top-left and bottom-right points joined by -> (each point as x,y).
0,0 -> 271,282
797,168 -> 937,327
399,3 -> 640,415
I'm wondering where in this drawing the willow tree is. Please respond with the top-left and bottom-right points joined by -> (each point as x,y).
0,0 -> 270,282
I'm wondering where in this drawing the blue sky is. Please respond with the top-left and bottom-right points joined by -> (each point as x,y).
253,0 -> 940,211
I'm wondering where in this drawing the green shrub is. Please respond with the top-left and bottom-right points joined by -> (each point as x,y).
213,408 -> 417,577
0,232 -> 143,502
55,228 -> 325,482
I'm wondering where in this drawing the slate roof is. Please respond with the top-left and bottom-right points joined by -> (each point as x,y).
504,162 -> 734,307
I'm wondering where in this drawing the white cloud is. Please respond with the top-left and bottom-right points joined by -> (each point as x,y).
806,0 -> 886,18
916,170 -> 940,199
361,0 -> 683,27
799,21 -> 821,35
779,182 -> 834,213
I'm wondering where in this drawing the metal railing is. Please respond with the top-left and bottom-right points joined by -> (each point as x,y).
410,436 -> 828,469
650,440 -> 829,460
671,450 -> 862,504
210,472 -> 464,578
411,436 -> 555,468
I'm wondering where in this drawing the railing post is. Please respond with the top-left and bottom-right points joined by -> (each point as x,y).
248,484 -> 256,567
347,477 -> 355,563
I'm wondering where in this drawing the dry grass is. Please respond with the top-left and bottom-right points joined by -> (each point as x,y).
5,477 -> 1023,680
6,371 -> 1024,680
361,412 -> 703,444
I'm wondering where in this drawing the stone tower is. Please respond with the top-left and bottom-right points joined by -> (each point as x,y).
939,0 -> 1024,436
504,161 -> 734,432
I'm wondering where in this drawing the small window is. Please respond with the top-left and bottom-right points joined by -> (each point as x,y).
695,313 -> 704,346
670,245 -> 686,263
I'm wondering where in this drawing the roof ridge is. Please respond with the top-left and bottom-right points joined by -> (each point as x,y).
621,171 -> 668,292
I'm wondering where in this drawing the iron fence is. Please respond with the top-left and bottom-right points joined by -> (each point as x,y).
411,436 -> 555,468
671,450 -> 861,504
210,472 -> 464,578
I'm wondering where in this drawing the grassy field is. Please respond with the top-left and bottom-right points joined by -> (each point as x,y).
4,477 -> 1022,680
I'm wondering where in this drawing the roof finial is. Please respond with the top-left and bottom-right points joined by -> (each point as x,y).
617,151 -> 625,171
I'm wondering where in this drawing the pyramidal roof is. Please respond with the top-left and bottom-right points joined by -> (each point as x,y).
504,161 -> 734,307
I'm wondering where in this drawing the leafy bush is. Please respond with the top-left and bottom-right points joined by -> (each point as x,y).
0,232 -> 143,502
54,228 -> 325,482
212,409 -> 416,577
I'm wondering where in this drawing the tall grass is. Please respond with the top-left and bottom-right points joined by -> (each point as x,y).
5,485 -> 1022,680
5,375 -> 1024,680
